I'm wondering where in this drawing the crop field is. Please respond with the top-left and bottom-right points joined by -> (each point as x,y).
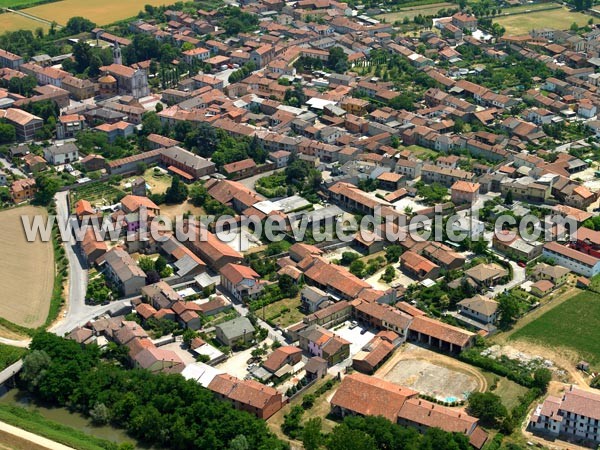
510,291 -> 600,365
0,206 -> 54,328
494,6 -> 593,35
0,0 -> 170,31
70,182 -> 126,208
376,2 -> 454,21
0,12 -> 50,33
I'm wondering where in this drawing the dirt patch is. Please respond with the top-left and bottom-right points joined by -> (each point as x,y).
160,201 -> 206,221
376,343 -> 488,395
0,207 -> 54,328
382,358 -> 479,401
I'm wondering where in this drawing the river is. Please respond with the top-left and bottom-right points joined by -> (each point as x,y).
0,389 -> 142,448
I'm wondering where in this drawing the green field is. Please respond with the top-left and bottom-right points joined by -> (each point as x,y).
510,291 -> 600,365
376,2 -> 454,21
0,0 -> 53,8
0,344 -> 26,371
494,6 -> 593,35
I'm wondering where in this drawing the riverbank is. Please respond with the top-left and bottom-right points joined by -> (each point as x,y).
0,390 -> 138,449
0,419 -> 74,450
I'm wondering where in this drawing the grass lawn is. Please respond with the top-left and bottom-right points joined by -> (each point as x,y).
261,296 -> 304,328
510,291 -> 600,365
401,144 -> 439,160
376,2 -> 453,21
482,372 -> 529,410
0,345 -> 26,371
494,7 -> 593,35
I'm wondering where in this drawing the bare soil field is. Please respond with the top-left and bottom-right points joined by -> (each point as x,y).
0,206 -> 54,328
376,343 -> 488,395
381,358 -> 479,401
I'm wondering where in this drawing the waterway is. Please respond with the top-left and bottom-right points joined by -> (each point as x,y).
0,389 -> 142,448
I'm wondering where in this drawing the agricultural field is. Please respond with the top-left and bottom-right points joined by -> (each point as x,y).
0,0 -> 170,32
0,0 -> 51,7
0,206 -> 54,328
70,182 -> 126,209
376,2 -> 454,21
0,12 -> 50,33
494,6 -> 593,35
510,291 -> 600,365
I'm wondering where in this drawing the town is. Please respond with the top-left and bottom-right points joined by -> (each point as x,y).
1,0 -> 600,449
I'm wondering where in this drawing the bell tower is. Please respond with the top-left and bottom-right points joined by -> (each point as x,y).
113,42 -> 122,65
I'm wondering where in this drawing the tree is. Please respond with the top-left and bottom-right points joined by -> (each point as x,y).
326,424 -> 377,450
533,368 -> 552,393
182,328 -> 198,346
327,46 -> 348,73
385,245 -> 403,263
467,392 -> 507,427
504,189 -> 513,205
21,350 -> 51,390
498,293 -> 520,329
349,259 -> 366,278
33,174 -> 60,206
380,265 -> 396,283
189,183 -> 209,207
303,417 -> 323,450
341,251 -> 360,265
65,16 -> 96,34
0,123 -> 16,144
164,175 -> 188,204
278,274 -> 299,298
90,402 -> 110,425
570,22 -> 580,32
228,435 -> 250,450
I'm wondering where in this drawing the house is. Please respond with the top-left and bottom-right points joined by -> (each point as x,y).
141,281 -> 182,310
451,12 -> 478,31
531,263 -> 570,286
103,247 -> 146,296
451,181 -> 480,205
464,263 -> 508,288
185,229 -> 243,271
22,154 -> 47,174
298,324 -> 350,366
457,295 -> 499,325
222,158 -> 258,180
301,285 -> 330,312
492,230 -> 543,262
94,121 -> 135,142
531,279 -> 555,297
80,227 -> 107,266
304,356 -> 328,381
81,154 -> 106,172
352,331 -> 398,374
269,150 -> 291,168
0,48 -> 23,69
331,373 -> 419,422
10,178 -> 36,203
215,316 -> 255,347
134,346 -> 185,373
208,373 -> 283,419
56,114 -> 86,139
262,346 -> 303,375
303,301 -> 352,328
400,251 -> 440,280
121,195 -> 160,216
220,263 -> 265,302
43,142 -> 79,165
530,385 -> 600,445
543,241 -> 600,278
182,47 -> 210,64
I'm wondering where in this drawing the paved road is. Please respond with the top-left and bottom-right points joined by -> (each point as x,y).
490,259 -> 526,297
49,192 -> 129,336
0,155 -> 26,178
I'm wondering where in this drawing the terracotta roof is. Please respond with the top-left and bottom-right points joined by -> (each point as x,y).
223,158 -> 257,174
331,373 -> 418,421
262,346 -> 302,372
399,397 -> 478,434
451,181 -> 480,193
408,315 -> 475,347
220,263 -> 260,285
544,241 -> 599,267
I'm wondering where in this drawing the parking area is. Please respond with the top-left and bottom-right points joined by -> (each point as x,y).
334,322 -> 375,356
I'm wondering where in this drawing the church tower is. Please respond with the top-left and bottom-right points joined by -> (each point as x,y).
113,42 -> 122,65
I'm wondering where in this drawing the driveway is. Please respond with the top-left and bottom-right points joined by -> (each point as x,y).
489,259 -> 526,297
238,169 -> 278,190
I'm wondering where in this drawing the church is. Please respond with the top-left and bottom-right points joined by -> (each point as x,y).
98,43 -> 150,99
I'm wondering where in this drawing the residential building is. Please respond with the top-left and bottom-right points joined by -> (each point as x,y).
220,263 -> 265,302
298,324 -> 351,366
530,385 -> 600,446
10,178 -> 36,203
102,247 -> 146,296
0,108 -> 43,141
43,142 -> 79,165
457,295 -> 499,325
542,241 -> 600,278
215,317 -> 256,347
451,181 -> 480,205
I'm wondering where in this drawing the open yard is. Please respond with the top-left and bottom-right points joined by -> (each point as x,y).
510,291 -> 600,365
376,2 -> 453,21
0,0 -> 170,31
120,168 -> 172,196
494,7 -> 593,35
0,206 -> 54,328
261,296 -> 304,329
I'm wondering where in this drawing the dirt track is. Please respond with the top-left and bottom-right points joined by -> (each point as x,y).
0,421 -> 74,450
